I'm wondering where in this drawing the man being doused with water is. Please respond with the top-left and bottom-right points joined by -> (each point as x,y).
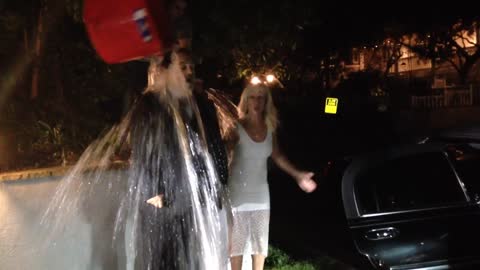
127,49 -> 230,270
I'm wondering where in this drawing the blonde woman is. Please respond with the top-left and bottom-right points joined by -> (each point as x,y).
227,84 -> 317,270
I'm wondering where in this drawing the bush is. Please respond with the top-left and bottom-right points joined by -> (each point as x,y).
265,245 -> 352,270
265,246 -> 317,270
266,245 -> 291,267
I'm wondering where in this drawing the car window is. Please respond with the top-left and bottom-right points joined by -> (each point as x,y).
356,152 -> 467,215
449,144 -> 480,202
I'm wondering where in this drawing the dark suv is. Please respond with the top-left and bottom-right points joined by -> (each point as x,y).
339,142 -> 480,269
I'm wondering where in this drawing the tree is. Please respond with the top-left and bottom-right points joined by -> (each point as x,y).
0,0 -> 149,168
0,7 -> 29,105
194,0 -> 324,89
360,39 -> 403,78
405,18 -> 480,84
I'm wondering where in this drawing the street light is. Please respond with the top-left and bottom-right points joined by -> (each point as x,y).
249,74 -> 284,88
250,76 -> 262,85
266,74 -> 275,83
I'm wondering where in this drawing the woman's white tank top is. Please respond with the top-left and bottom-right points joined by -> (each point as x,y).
228,124 -> 272,211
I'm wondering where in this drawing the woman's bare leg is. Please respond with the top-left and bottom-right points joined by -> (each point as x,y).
231,256 -> 243,270
252,254 -> 266,270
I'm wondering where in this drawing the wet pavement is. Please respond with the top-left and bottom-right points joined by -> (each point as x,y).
0,166 -> 356,270
0,170 -> 132,270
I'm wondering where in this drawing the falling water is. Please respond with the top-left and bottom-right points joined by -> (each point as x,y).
39,53 -> 231,270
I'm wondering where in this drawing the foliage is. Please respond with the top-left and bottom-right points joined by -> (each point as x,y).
266,245 -> 291,267
194,0 -> 324,87
265,245 -> 348,270
402,17 -> 480,84
266,264 -> 316,270
1,0 -> 477,170
0,0 -> 148,170
266,246 -> 316,270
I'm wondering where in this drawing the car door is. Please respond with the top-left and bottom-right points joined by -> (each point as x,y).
344,149 -> 480,270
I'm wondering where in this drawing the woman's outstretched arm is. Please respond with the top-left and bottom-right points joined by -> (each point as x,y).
271,133 -> 317,193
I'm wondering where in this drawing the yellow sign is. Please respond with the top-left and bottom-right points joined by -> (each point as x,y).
325,97 -> 339,114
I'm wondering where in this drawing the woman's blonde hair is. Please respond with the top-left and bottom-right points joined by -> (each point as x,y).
237,84 -> 278,131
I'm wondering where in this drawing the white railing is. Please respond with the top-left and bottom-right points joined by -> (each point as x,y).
444,87 -> 473,106
411,95 -> 444,109
411,85 -> 475,109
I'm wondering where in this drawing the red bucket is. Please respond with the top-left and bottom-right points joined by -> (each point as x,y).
83,0 -> 174,63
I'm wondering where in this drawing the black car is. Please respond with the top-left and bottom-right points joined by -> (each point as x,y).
419,126 -> 480,145
337,142 -> 480,269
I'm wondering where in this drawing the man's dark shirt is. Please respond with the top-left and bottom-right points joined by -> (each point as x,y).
130,90 -> 228,208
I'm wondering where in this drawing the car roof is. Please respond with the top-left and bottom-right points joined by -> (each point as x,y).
428,125 -> 480,143
341,142 -> 447,219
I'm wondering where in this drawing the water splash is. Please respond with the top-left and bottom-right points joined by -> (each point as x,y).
40,53 -> 230,270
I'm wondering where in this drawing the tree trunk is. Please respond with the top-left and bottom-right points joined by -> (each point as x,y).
54,56 -> 64,100
31,9 -> 44,99
430,57 -> 436,85
459,58 -> 475,85
459,68 -> 469,85
23,28 -> 29,53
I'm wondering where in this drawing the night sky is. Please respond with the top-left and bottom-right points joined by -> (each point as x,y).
193,0 -> 478,56
303,7 -> 477,49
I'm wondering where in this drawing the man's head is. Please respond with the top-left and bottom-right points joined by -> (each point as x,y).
176,48 -> 195,90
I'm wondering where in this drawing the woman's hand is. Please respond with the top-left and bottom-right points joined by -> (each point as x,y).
146,194 -> 164,208
295,172 -> 317,193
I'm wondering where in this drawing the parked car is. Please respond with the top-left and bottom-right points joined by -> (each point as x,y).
419,126 -> 480,144
338,142 -> 480,269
